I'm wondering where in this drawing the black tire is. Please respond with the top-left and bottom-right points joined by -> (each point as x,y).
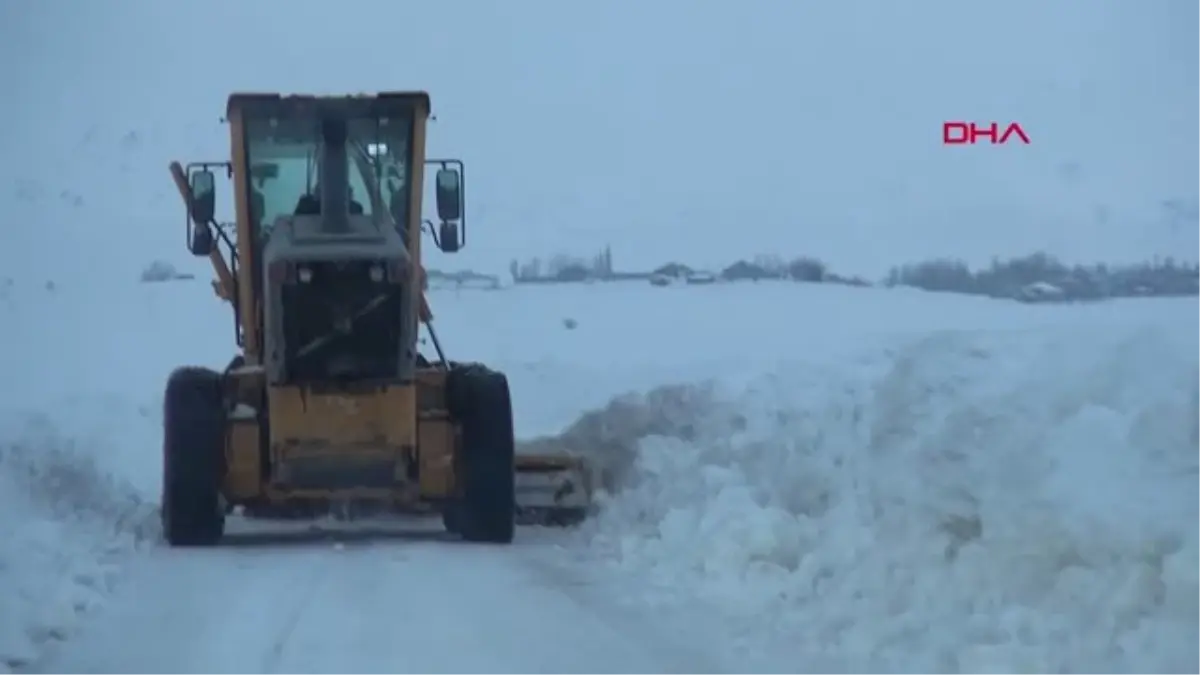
446,365 -> 516,544
161,366 -> 227,547
441,505 -> 461,535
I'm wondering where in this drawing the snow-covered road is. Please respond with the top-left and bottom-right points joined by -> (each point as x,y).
32,519 -> 715,674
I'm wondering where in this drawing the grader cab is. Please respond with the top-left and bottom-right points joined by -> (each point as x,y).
161,92 -> 590,546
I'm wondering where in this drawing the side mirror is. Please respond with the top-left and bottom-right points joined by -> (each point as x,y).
438,221 -> 460,253
189,223 -> 214,257
435,168 -> 462,222
188,170 -> 216,224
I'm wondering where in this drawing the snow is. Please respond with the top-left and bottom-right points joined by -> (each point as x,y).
0,279 -> 226,671
571,325 -> 1198,672
0,273 -> 1195,672
474,284 -> 1197,672
0,407 -> 157,671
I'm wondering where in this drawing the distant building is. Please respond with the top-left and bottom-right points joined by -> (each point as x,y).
653,262 -> 693,279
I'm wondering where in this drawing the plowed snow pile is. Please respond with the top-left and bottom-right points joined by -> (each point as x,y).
0,411 -> 157,672
0,279 -> 220,673
549,322 -> 1199,672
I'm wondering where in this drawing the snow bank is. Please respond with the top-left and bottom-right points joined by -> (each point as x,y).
0,279 -> 223,672
566,322 -> 1198,673
0,407 -> 159,672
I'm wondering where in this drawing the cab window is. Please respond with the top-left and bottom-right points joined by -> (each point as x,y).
346,116 -> 412,228
242,112 -> 413,235
244,117 -> 320,235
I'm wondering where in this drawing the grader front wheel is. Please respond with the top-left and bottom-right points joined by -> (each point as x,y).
446,365 -> 516,544
161,367 -> 227,547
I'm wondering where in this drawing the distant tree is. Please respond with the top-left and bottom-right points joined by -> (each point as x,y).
548,253 -> 593,278
886,250 -> 1199,301
555,263 -> 590,282
518,257 -> 542,281
787,256 -> 826,282
753,254 -> 787,276
886,258 -> 974,293
721,260 -> 771,281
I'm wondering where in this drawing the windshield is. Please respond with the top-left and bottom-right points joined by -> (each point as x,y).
243,112 -> 413,236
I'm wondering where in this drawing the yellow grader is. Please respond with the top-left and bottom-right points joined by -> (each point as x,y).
162,92 -> 590,546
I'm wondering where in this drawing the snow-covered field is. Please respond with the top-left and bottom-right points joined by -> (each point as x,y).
0,278 -> 1196,673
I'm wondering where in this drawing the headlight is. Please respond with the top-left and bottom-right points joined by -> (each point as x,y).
297,266 -> 313,283
369,264 -> 384,283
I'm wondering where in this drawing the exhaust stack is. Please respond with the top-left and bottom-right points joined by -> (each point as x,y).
319,117 -> 350,234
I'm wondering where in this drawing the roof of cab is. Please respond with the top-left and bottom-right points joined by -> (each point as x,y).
225,91 -> 432,117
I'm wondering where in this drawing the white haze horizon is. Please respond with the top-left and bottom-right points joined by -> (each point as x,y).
1,0 -> 1196,281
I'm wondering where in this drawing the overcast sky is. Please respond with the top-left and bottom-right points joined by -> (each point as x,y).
2,0 -> 1196,279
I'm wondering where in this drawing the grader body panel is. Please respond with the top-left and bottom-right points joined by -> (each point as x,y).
159,92 -> 591,547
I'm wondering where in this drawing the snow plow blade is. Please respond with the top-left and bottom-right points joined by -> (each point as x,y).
514,454 -> 592,526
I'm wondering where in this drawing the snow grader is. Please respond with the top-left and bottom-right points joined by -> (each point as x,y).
161,92 -> 590,546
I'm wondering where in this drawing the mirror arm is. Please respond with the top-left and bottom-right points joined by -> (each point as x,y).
214,221 -> 238,259
423,219 -> 441,248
